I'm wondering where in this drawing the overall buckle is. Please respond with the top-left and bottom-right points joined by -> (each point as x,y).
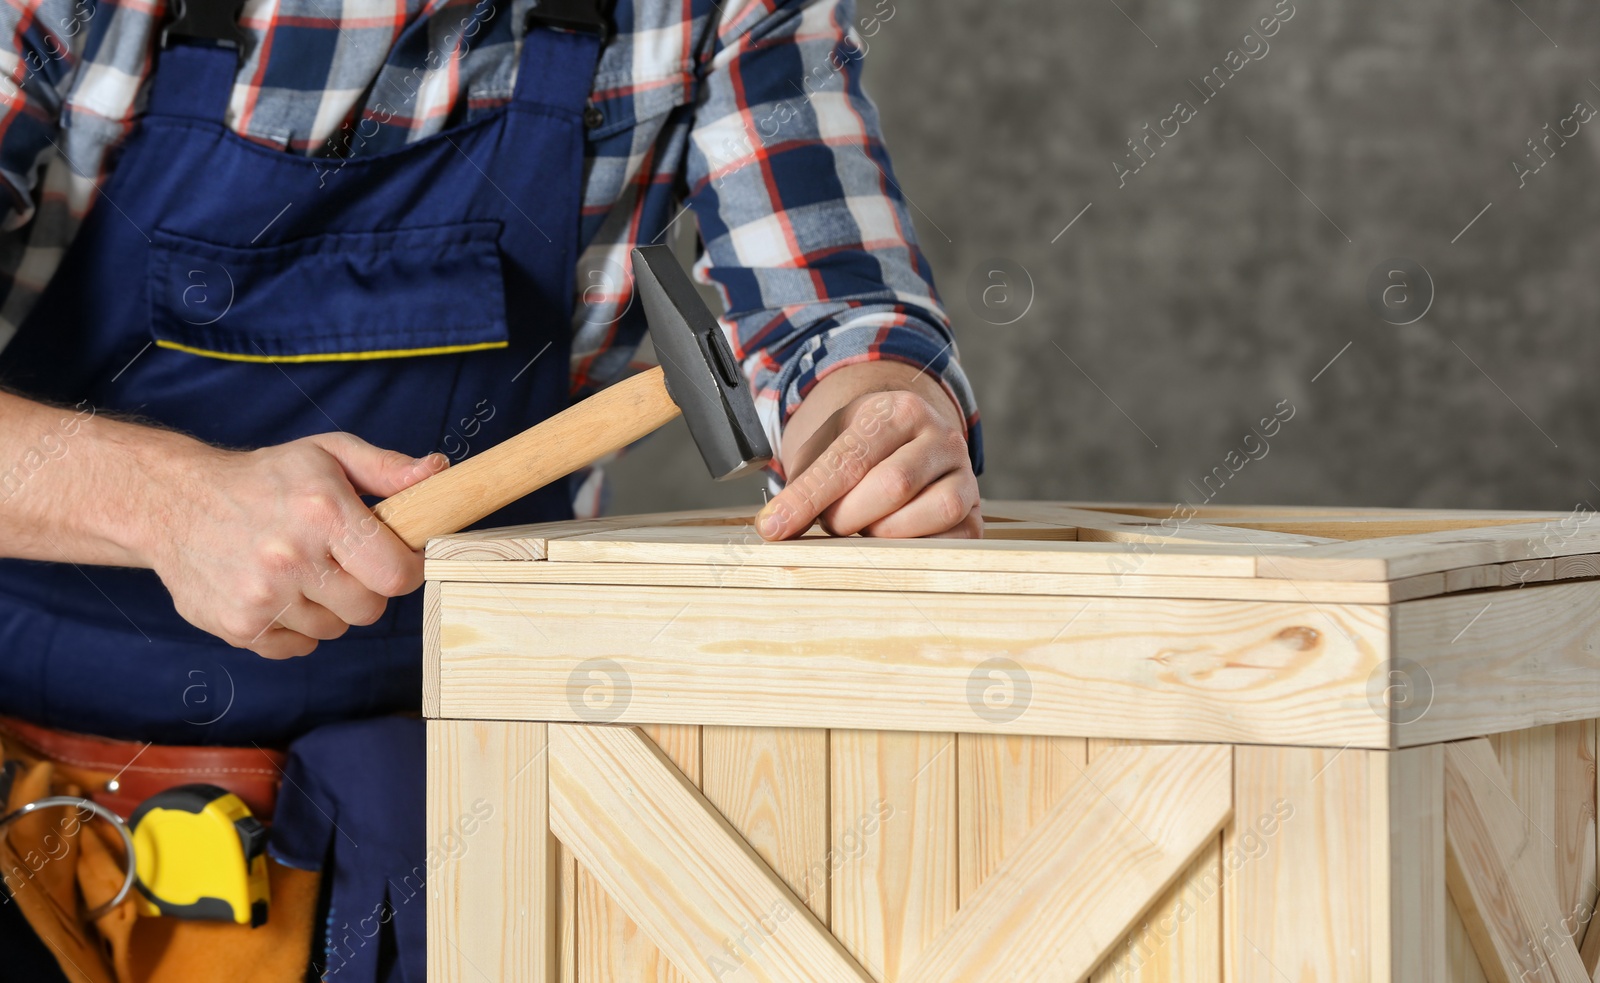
161,0 -> 249,51
526,0 -> 613,44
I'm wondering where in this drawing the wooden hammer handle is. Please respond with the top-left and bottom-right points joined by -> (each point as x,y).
372,366 -> 681,550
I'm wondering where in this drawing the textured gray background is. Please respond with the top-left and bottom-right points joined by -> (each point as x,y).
609,0 -> 1600,516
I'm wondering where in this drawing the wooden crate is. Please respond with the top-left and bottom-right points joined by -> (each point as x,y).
422,501 -> 1600,982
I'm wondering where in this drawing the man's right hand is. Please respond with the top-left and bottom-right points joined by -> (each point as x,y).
145,433 -> 445,659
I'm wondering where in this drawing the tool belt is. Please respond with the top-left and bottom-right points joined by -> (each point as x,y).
0,718 -> 317,983
0,716 -> 286,821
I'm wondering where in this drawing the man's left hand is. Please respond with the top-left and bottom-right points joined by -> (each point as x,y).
755,361 -> 980,541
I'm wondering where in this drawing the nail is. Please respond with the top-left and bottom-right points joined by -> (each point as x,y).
757,505 -> 782,538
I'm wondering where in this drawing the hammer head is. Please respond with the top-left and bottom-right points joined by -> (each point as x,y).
631,245 -> 773,480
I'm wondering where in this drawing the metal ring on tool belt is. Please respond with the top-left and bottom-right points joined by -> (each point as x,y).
0,795 -> 137,920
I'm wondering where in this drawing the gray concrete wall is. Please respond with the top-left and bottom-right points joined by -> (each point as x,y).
609,0 -> 1600,516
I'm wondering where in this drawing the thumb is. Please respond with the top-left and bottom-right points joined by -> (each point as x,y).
309,433 -> 449,498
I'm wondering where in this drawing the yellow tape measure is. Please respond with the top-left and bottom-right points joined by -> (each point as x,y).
129,784 -> 269,926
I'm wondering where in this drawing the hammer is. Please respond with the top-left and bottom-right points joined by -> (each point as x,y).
370,246 -> 772,550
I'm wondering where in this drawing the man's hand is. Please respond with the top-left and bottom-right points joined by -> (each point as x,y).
755,361 -> 979,541
146,433 -> 445,659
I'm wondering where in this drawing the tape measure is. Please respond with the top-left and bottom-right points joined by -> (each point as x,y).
129,784 -> 269,927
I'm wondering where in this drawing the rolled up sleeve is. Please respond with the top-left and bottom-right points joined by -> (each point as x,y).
682,0 -> 983,476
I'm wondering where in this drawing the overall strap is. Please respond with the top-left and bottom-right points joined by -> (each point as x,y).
146,0 -> 248,123
515,0 -> 608,113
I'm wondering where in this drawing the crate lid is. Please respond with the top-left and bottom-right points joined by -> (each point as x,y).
424,501 -> 1592,604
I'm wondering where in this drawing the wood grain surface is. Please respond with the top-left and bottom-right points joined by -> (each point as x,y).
435,582 -> 1389,746
1444,739 -> 1590,983
899,744 -> 1231,983
426,720 -> 554,983
549,724 -> 871,983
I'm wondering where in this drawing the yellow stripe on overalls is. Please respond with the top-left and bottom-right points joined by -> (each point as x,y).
153,339 -> 509,362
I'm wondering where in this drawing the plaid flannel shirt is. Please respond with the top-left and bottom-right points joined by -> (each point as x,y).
0,0 -> 981,511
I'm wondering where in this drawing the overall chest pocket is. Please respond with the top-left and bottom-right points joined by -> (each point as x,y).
148,221 -> 509,361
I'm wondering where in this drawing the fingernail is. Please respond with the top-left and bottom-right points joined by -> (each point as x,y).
757,506 -> 782,538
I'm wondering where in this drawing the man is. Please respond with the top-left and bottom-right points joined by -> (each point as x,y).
0,0 -> 981,977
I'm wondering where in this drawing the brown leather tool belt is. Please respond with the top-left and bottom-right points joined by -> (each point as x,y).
0,717 -> 316,983
0,715 -> 286,821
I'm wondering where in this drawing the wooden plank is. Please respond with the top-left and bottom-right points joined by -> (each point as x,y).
545,527 -> 1296,578
1395,582 -> 1600,746
1214,515 -> 1553,541
1449,894 -> 1493,983
830,730 -> 958,981
1374,745 -> 1448,983
548,724 -> 871,983
971,501 -> 1340,546
437,583 -> 1391,748
425,506 -> 758,560
431,501 -> 1141,562
429,557 -> 1600,610
1556,554 -> 1600,581
1446,564 -> 1506,594
422,579 -> 442,718
898,744 -> 1232,983
1059,502 -> 1564,521
428,553 -> 1600,604
1491,724 -> 1599,962
1586,718 -> 1600,979
1258,517 -> 1600,582
966,521 -> 1078,541
1089,844 -> 1223,983
702,727 -> 830,921
956,734 -> 1085,902
643,723 -> 703,777
577,724 -> 701,983
575,860 -> 672,982
1061,502 -> 1433,518
1444,738 -> 1589,983
558,842 -> 576,983
1086,739 -> 1223,983
1225,746 -> 1371,981
1557,721 -> 1598,932
1489,726 -> 1562,908
426,720 -> 554,983
427,558 -> 1407,603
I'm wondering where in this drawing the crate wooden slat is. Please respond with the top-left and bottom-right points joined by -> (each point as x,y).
425,501 -> 1600,983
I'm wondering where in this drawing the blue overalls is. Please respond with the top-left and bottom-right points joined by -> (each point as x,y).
0,9 -> 602,979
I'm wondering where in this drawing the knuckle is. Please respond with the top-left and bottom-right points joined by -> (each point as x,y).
887,390 -> 926,424
369,560 -> 418,598
876,464 -> 917,503
961,479 -> 981,514
239,576 -> 279,612
299,490 -> 344,527
350,595 -> 388,626
936,489 -> 968,529
253,540 -> 302,584
220,611 -> 264,644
